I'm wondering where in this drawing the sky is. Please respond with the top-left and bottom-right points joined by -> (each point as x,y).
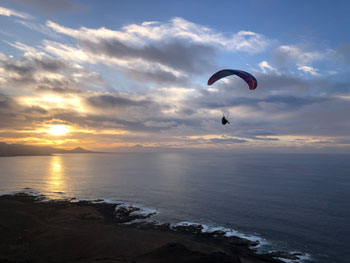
0,0 -> 349,153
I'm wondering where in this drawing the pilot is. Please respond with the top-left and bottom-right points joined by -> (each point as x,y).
221,115 -> 230,125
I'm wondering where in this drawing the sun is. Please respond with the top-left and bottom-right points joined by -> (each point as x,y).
48,125 -> 70,136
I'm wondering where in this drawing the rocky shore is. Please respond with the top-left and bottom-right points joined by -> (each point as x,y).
0,193 -> 305,263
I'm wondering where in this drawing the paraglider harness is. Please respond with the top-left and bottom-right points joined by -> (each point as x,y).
221,115 -> 230,125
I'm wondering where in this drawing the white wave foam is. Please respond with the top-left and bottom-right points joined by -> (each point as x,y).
0,188 -> 44,198
172,222 -> 311,262
90,198 -> 158,219
90,198 -> 121,204
299,253 -> 312,262
171,221 -> 267,247
115,202 -> 158,218
271,251 -> 312,263
0,188 -> 76,202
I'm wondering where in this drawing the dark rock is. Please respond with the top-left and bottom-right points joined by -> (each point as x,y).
267,251 -> 305,261
172,224 -> 204,234
136,242 -> 237,263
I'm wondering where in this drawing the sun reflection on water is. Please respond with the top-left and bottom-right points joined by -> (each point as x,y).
48,155 -> 67,198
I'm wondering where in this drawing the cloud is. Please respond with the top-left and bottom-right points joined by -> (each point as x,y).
289,98 -> 350,137
47,17 -> 271,53
0,44 -> 104,94
297,65 -> 319,76
0,53 -> 65,88
253,73 -> 310,94
196,93 -> 328,112
225,31 -> 270,53
35,83 -> 82,94
333,138 -> 350,145
209,137 -> 247,144
267,43 -> 350,76
42,40 -> 97,64
273,45 -> 324,65
250,136 -> 279,141
122,18 -> 271,53
0,93 -> 14,109
0,5 -> 33,19
1,56 -> 66,75
80,38 -> 215,75
14,20 -> 61,38
0,93 -> 50,130
41,39 -> 202,85
259,61 -> 280,75
336,43 -> 350,64
74,38 -> 215,85
87,94 -> 152,109
43,18 -> 272,85
124,68 -> 186,85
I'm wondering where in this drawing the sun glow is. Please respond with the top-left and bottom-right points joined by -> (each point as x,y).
48,125 -> 70,136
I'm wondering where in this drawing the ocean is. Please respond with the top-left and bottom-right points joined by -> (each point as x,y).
0,152 -> 349,263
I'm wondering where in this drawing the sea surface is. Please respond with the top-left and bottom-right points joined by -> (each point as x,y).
0,152 -> 349,263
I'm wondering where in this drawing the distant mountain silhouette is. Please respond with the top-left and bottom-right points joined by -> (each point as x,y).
70,147 -> 93,153
0,142 -> 97,157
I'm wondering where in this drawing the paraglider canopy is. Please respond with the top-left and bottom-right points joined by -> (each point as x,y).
207,69 -> 257,90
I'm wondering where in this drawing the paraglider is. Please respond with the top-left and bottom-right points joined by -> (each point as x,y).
207,69 -> 257,125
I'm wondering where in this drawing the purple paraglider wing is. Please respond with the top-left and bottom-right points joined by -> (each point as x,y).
207,69 -> 257,90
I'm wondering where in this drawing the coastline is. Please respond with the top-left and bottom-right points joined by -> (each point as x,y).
0,193 -> 306,263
